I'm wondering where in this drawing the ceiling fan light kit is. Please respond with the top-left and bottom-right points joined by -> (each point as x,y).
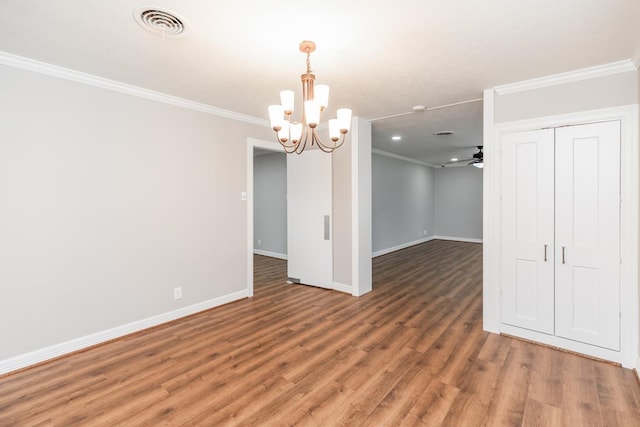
268,41 -> 352,154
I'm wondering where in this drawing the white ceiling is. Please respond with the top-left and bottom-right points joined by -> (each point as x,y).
1,0 -> 639,165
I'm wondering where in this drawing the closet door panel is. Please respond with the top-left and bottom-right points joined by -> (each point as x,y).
554,121 -> 620,351
501,129 -> 555,334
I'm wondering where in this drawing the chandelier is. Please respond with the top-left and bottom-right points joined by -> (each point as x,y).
268,41 -> 352,154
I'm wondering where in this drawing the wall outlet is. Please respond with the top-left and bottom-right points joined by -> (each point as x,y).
257,239 -> 261,245
174,287 -> 182,300
423,229 -> 428,235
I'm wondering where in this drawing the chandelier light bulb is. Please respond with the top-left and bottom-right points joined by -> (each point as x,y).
277,120 -> 290,143
328,119 -> 340,142
337,108 -> 352,133
315,85 -> 330,110
305,100 -> 321,127
268,105 -> 284,131
290,123 -> 303,142
280,90 -> 295,115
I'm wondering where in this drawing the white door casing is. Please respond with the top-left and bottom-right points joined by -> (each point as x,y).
287,150 -> 333,289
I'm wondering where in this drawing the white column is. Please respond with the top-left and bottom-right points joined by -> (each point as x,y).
482,88 -> 500,332
351,117 -> 372,296
331,116 -> 372,296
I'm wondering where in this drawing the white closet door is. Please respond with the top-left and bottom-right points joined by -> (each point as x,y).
555,121 -> 620,350
287,149 -> 333,289
500,129 -> 555,334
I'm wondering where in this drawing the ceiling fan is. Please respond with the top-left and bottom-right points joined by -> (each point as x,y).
441,146 -> 483,168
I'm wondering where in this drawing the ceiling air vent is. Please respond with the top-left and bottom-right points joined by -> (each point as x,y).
134,7 -> 186,37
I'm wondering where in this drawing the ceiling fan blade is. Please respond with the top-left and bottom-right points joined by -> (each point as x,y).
441,157 -> 474,167
445,157 -> 473,164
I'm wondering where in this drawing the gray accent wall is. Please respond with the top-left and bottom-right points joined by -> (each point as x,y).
256,148 -> 482,265
434,166 -> 483,240
253,151 -> 287,257
372,153 -> 435,253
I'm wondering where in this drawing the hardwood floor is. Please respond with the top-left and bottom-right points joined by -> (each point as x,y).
1,240 -> 639,426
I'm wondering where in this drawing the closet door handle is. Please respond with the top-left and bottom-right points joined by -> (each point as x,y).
544,244 -> 547,262
562,246 -> 565,264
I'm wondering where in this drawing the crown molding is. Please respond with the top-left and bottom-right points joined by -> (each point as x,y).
0,51 -> 268,127
494,59 -> 637,95
371,148 -> 438,168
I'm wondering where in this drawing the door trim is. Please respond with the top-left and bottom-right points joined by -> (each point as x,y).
246,138 -> 283,298
483,104 -> 639,367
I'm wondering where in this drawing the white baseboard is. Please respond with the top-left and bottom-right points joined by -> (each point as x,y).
0,289 -> 249,376
372,235 -> 483,258
372,236 -> 435,258
253,249 -> 288,260
433,235 -> 483,244
333,282 -> 353,294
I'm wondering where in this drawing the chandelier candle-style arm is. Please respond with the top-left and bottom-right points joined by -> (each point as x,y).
268,40 -> 352,154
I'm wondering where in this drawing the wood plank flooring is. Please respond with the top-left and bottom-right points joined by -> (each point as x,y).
1,240 -> 639,425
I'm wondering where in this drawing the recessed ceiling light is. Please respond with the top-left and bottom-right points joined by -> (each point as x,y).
451,158 -> 458,162
391,136 -> 402,141
434,130 -> 455,136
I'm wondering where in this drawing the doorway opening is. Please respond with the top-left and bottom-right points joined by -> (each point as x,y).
246,138 -> 285,297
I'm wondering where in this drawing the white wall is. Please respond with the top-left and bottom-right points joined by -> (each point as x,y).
332,134 -> 353,286
333,118 -> 373,295
253,152 -> 287,258
434,166 -> 483,241
0,64 -> 272,362
495,70 -> 637,122
372,153 -> 434,255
